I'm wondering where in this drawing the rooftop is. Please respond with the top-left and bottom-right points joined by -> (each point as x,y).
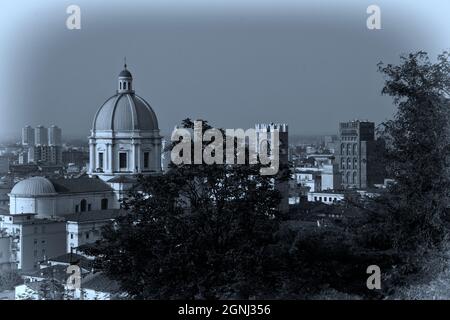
64,209 -> 125,223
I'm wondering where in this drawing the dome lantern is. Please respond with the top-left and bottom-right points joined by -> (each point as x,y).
118,58 -> 133,93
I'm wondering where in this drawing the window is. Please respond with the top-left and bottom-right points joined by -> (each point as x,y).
119,82 -> 122,90
88,204 -> 92,211
75,205 -> 79,213
353,144 -> 358,155
329,197 -> 332,202
86,232 -> 90,239
123,82 -> 126,90
143,152 -> 150,169
98,152 -> 104,169
314,196 -> 317,201
347,144 -> 351,155
70,233 -> 74,239
101,198 -> 108,210
119,152 -> 127,169
353,158 -> 358,169
353,172 -> 358,184
80,199 -> 87,212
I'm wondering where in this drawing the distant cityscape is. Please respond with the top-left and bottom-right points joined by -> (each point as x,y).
0,63 -> 392,300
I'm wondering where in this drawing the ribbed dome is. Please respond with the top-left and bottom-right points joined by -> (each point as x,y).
10,177 -> 57,196
119,69 -> 132,78
92,93 -> 159,131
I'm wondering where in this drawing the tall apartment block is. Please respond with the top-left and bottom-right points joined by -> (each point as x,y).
337,120 -> 385,189
21,125 -> 63,165
21,126 -> 35,146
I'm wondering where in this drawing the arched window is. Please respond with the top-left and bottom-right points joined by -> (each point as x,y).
101,198 -> 108,210
353,158 -> 358,169
347,158 -> 351,169
341,158 -> 345,169
80,199 -> 87,212
346,171 -> 350,184
353,144 -> 358,155
341,144 -> 345,155
119,82 -> 122,90
353,171 -> 357,184
347,144 -> 351,155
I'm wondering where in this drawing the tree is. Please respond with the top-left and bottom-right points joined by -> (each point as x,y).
83,119 -> 286,299
0,269 -> 22,291
376,51 -> 450,252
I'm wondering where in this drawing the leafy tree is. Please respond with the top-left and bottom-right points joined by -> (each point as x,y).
376,51 -> 450,251
0,269 -> 22,291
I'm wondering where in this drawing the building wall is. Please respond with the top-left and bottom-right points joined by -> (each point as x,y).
67,220 -> 112,253
19,221 -> 66,271
0,236 -> 12,271
9,192 -> 118,217
308,192 -> 345,204
338,120 -> 382,189
89,134 -> 162,181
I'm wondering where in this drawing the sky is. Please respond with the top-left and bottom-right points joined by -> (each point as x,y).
0,0 -> 449,141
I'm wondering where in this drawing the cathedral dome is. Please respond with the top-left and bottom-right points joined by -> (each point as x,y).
92,64 -> 158,132
92,93 -> 159,131
10,177 -> 57,197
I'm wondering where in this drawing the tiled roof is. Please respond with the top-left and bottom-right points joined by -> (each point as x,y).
48,253 -> 93,270
81,272 -> 121,293
49,177 -> 113,194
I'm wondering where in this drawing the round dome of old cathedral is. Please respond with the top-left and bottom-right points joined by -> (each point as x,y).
92,65 -> 158,132
88,63 -> 162,181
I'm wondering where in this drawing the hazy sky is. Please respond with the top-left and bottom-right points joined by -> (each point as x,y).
0,0 -> 449,140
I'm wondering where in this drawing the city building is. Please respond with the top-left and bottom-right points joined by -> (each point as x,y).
0,233 -> 12,270
28,145 -> 62,165
0,155 -> 9,174
22,126 -> 35,147
65,209 -> 124,253
34,126 -> 48,146
48,125 -> 62,146
307,191 -> 345,205
62,148 -> 89,167
337,120 -> 385,189
255,123 -> 289,213
0,213 -> 66,270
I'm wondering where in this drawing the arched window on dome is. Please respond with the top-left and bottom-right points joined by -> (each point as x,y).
80,199 -> 87,212
123,82 -> 127,90
119,82 -> 122,90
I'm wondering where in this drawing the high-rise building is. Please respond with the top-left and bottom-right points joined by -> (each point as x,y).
21,126 -> 35,146
337,120 -> 385,189
48,125 -> 62,146
34,125 -> 48,146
